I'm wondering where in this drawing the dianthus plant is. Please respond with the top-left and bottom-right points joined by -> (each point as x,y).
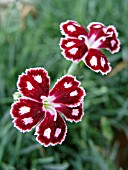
10,20 -> 120,147
60,20 -> 120,75
11,68 -> 85,146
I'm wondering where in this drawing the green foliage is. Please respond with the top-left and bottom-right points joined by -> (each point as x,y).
0,0 -> 128,169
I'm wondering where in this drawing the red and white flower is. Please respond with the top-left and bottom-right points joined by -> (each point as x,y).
10,68 -> 85,146
60,20 -> 120,75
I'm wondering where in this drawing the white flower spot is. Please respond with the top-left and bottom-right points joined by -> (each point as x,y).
27,81 -> 33,90
74,23 -> 81,27
107,31 -> 113,37
55,128 -> 61,137
67,25 -> 76,32
100,57 -> 106,67
44,128 -> 51,139
72,109 -> 79,116
70,90 -> 78,96
90,56 -> 97,66
93,25 -> 102,28
23,117 -> 33,125
111,40 -> 116,47
19,106 -> 30,115
65,41 -> 75,47
103,28 -> 107,33
34,75 -> 42,83
69,48 -> 78,55
64,82 -> 72,88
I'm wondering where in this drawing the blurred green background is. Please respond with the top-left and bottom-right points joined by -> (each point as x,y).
0,0 -> 128,170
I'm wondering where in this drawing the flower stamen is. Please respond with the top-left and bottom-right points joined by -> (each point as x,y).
42,96 -> 57,121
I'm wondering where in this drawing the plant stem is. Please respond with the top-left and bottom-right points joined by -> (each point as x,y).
67,61 -> 83,75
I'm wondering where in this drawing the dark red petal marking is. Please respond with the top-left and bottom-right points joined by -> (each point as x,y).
98,26 -> 120,53
60,37 -> 88,62
56,103 -> 84,123
83,48 -> 111,75
11,98 -> 45,132
60,20 -> 88,38
50,75 -> 85,107
11,98 -> 43,118
17,68 -> 50,102
50,75 -> 80,95
87,22 -> 106,41
35,112 -> 67,146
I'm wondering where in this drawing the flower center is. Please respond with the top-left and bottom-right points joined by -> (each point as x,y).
43,98 -> 52,110
78,35 -> 106,49
41,96 -> 59,121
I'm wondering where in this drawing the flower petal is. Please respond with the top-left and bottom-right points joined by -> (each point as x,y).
50,75 -> 85,107
60,37 -> 88,62
98,26 -> 120,53
11,98 -> 45,132
35,112 -> 67,146
87,22 -> 106,38
56,103 -> 84,123
60,20 -> 88,38
84,22 -> 107,49
87,23 -> 120,52
83,48 -> 111,75
17,68 -> 50,102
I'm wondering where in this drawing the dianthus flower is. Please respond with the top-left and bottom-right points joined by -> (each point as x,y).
10,68 -> 85,146
60,20 -> 120,75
